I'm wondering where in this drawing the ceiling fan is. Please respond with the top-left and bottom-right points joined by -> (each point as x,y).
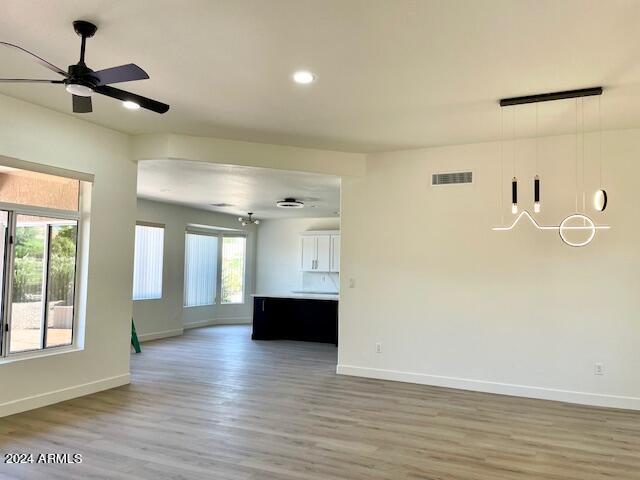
0,20 -> 169,114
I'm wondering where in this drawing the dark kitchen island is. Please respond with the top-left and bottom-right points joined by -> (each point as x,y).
251,294 -> 338,346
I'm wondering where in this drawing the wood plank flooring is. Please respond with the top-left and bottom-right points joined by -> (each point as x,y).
1,325 -> 639,479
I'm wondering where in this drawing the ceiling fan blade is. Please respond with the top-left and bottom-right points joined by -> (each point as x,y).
0,42 -> 68,77
92,63 -> 149,86
94,85 -> 169,114
0,78 -> 64,83
72,95 -> 92,113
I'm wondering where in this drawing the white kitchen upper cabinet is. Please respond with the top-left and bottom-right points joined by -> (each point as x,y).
301,236 -> 316,271
301,231 -> 339,272
330,235 -> 340,272
316,235 -> 331,272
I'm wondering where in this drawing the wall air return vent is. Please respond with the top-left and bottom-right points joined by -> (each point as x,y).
431,171 -> 473,186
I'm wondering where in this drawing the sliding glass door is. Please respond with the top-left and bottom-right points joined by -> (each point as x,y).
1,212 -> 78,355
0,211 -> 8,353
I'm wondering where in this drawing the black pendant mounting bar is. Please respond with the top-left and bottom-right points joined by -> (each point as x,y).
499,87 -> 603,107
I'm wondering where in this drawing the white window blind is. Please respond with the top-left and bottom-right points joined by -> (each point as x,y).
221,236 -> 246,304
133,224 -> 164,300
184,233 -> 218,307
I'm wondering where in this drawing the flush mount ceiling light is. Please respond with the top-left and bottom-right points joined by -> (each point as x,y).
276,198 -> 304,208
238,212 -> 259,226
494,87 -> 610,247
292,71 -> 315,84
122,100 -> 140,110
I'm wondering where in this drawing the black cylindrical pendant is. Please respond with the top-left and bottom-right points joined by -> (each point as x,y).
534,175 -> 540,203
512,177 -> 518,204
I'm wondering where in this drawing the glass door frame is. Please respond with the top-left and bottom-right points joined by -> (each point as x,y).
0,202 -> 82,358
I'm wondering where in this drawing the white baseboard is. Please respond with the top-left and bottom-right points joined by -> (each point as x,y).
336,365 -> 640,411
215,316 -> 252,325
184,317 -> 251,330
138,328 -> 184,342
0,373 -> 130,418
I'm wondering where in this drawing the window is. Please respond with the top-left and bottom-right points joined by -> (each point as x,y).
221,237 -> 246,304
10,216 -> 78,352
182,230 -> 247,307
132,224 -> 164,300
184,233 -> 218,307
0,165 -> 84,358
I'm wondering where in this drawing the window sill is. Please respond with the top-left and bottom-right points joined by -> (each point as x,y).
0,345 -> 82,365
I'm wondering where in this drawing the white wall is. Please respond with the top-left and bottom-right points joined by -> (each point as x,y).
0,93 -> 136,417
133,198 -> 256,340
256,217 -> 340,294
339,128 -> 640,410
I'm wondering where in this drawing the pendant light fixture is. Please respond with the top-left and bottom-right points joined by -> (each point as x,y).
533,103 -> 541,213
511,107 -> 518,214
238,212 -> 260,226
594,96 -> 608,211
494,87 -> 610,247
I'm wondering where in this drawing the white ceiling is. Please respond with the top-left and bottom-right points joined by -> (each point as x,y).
1,1 -> 640,153
137,160 -> 340,219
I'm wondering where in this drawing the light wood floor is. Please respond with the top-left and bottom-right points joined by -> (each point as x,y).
1,325 -> 639,479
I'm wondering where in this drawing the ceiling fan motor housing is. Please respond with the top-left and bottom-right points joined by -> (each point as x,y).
73,20 -> 98,39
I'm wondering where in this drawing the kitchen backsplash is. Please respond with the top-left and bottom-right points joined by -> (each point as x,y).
302,272 -> 340,293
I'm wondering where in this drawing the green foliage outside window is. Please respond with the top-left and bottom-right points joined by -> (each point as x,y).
12,224 -> 76,304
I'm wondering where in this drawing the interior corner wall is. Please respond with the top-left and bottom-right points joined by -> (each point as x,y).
338,128 -> 640,410
0,93 -> 136,417
255,217 -> 340,295
133,198 -> 256,340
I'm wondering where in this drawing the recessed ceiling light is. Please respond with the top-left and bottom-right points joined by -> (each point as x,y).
292,71 -> 315,85
122,100 -> 140,110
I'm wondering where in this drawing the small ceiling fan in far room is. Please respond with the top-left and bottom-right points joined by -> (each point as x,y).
0,20 -> 169,114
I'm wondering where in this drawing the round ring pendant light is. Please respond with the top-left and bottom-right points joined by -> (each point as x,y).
559,214 -> 596,247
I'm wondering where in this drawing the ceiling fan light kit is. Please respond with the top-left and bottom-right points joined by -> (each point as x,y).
494,87 -> 609,247
0,20 -> 169,114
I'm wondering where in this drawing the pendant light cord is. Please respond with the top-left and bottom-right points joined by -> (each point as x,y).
500,108 -> 504,224
575,98 -> 578,212
599,95 -> 603,189
582,97 -> 586,214
535,103 -> 539,174
513,107 -> 516,177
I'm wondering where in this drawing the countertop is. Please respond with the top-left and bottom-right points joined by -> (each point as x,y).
251,293 -> 339,301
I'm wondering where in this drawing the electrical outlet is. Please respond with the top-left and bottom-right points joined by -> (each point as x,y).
594,362 -> 604,375
375,342 -> 382,353
349,278 -> 355,288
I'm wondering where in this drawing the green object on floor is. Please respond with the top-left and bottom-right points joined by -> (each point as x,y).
131,318 -> 141,353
